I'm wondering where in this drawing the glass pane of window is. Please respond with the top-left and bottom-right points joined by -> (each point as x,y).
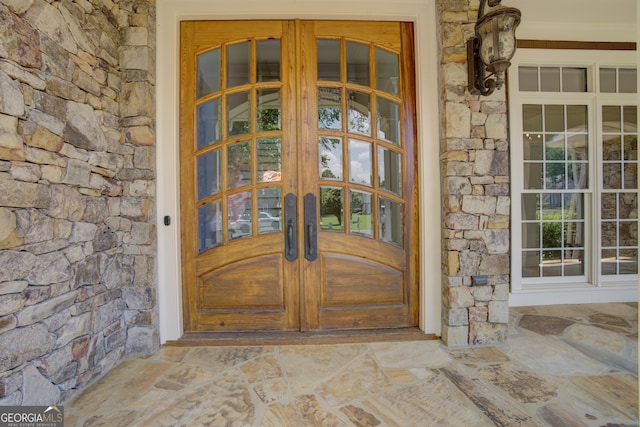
227,91 -> 251,136
229,192 -> 251,238
601,221 -> 617,246
562,68 -> 587,92
564,250 -> 584,276
199,200 -> 222,252
619,249 -> 638,274
378,147 -> 402,196
545,134 -> 565,161
257,187 -> 282,234
227,42 -> 250,88
522,223 -> 540,248
257,137 -> 281,183
601,248 -> 618,275
524,163 -> 543,189
197,48 -> 220,97
197,149 -> 221,200
523,104 -> 542,132
377,98 -> 401,145
256,39 -> 280,82
624,163 -> 637,189
197,98 -> 221,149
544,105 -> 564,133
620,221 -> 637,247
624,135 -> 637,161
601,193 -> 617,220
545,162 -> 565,189
522,251 -> 541,277
349,139 -> 372,186
376,48 -> 399,96
519,67 -> 539,92
567,134 -> 588,161
524,133 -> 543,160
623,106 -> 637,132
603,136 -> 622,160
319,137 -> 343,180
347,42 -> 369,86
541,250 -> 562,277
320,187 -> 344,232
602,106 -> 621,132
567,105 -> 587,132
521,193 -> 540,221
318,87 -> 342,130
600,68 -> 616,93
541,196 -> 560,220
317,39 -> 340,81
348,91 -> 371,136
564,193 -> 585,221
567,161 -> 588,189
379,197 -> 402,247
602,163 -> 621,189
620,192 -> 637,219
350,190 -> 373,238
257,88 -> 281,132
619,68 -> 637,93
227,141 -> 251,189
540,67 -> 560,92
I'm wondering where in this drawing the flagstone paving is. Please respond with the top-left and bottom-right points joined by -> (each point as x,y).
63,303 -> 638,426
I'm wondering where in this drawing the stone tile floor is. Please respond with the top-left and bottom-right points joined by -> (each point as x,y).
64,303 -> 638,426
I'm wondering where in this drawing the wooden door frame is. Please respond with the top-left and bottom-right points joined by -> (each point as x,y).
156,0 -> 442,343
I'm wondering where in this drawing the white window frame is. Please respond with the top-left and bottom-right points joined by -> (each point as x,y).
509,49 -> 638,306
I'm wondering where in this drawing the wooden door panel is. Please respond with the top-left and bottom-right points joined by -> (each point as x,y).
321,254 -> 404,305
200,254 -> 284,309
318,306 -> 411,330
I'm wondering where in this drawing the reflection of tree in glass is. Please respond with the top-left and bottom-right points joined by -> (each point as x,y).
319,107 -> 340,129
321,188 -> 342,226
320,137 -> 340,179
258,109 -> 280,131
230,120 -> 250,136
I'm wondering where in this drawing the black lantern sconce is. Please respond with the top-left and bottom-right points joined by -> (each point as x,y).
467,0 -> 521,96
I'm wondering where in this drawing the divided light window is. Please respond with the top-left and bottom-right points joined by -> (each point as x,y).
512,53 -> 638,289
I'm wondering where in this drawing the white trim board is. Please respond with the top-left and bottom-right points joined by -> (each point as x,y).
155,0 -> 442,343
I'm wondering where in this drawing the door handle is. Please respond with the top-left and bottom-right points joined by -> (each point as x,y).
284,193 -> 298,261
304,193 -> 317,261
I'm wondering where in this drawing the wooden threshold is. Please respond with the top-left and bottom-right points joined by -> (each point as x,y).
166,327 -> 436,347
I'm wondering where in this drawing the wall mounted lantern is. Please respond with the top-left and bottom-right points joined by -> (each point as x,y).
467,0 -> 521,96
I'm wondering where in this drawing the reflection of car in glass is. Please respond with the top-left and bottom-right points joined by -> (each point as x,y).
234,211 -> 281,234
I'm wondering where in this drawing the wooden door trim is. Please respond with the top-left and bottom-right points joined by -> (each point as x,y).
401,22 -> 420,325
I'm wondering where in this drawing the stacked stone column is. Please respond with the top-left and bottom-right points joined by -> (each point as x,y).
0,0 -> 158,404
438,0 -> 511,346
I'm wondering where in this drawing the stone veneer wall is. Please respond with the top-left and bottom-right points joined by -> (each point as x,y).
0,0 -> 158,404
438,0 -> 511,346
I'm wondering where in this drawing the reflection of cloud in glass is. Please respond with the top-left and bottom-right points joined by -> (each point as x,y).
350,160 -> 371,184
324,151 -> 342,179
349,140 -> 372,185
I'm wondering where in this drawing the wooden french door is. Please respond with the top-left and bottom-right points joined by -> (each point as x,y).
180,20 -> 418,333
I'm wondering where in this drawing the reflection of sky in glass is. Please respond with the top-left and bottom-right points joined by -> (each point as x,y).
349,139 -> 372,186
319,137 -> 342,180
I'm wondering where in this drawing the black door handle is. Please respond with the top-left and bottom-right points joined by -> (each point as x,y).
304,193 -> 317,261
284,193 -> 297,261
